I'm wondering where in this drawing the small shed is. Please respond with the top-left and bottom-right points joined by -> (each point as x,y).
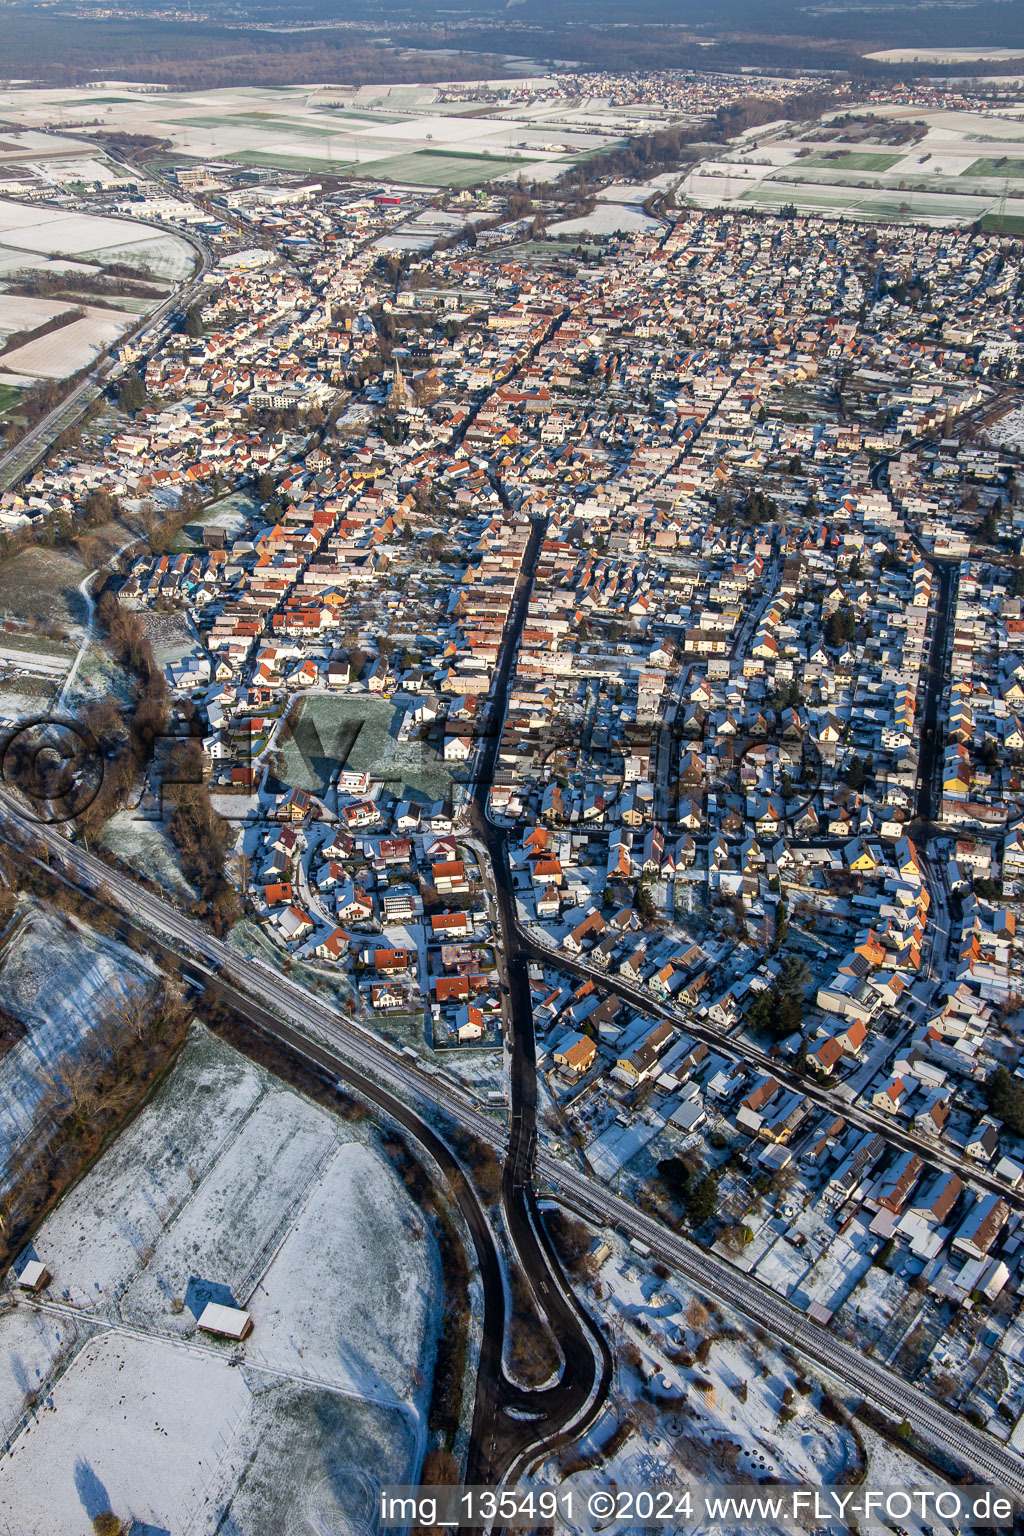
197,1302 -> 253,1340
17,1260 -> 51,1293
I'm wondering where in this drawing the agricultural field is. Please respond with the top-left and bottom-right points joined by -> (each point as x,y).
963,157 -> 1024,178
798,151 -> 903,172
357,151 -> 526,187
549,204 -> 657,237
866,46 -> 1024,62
979,211 -> 1024,234
548,182 -> 667,238
681,103 -> 1024,224
0,383 -> 22,413
0,82 -> 624,189
0,544 -> 89,632
0,1025 -> 441,1534
0,294 -> 79,337
0,197 -> 195,284
0,303 -> 134,380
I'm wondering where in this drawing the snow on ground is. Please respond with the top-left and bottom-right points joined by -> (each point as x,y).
0,1026 -> 441,1533
245,1141 -> 438,1405
0,1303 -> 76,1438
0,906 -> 157,1188
120,1092 -> 343,1335
0,294 -> 85,335
797,1226 -> 873,1313
597,174 -> 677,203
587,1100 -> 674,1180
988,406 -> 1024,451
201,1382 -> 417,1536
1,305 -> 133,379
0,199 -> 195,279
434,1047 -> 505,1100
100,810 -> 198,901
536,1239 -> 862,1534
0,1330 -> 252,1534
548,204 -> 658,237
534,1230 -> 939,1536
37,1028 -> 263,1309
867,46 -> 1024,62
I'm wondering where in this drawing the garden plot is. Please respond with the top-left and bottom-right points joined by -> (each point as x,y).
140,609 -> 199,670
988,405 -> 1024,450
170,487 -> 257,551
753,1231 -> 816,1297
535,1238 -> 868,1520
796,1226 -> 873,1314
0,906 -> 158,1190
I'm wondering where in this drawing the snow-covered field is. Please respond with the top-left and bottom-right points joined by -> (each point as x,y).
0,85 -> 615,190
0,1026 -> 441,1533
100,811 -> 198,899
1,304 -> 134,380
867,46 -> 1024,62
549,204 -> 658,237
0,197 -> 194,287
0,294 -> 80,336
0,906 -> 157,1188
0,1331 -> 253,1534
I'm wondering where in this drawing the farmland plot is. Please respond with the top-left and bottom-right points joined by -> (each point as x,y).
0,304 -> 133,379
0,197 -> 195,283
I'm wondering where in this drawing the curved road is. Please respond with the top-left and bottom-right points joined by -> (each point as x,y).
466,515 -> 612,1485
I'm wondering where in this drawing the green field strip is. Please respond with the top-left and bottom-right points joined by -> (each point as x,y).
978,211 -> 1024,233
227,149 -> 357,173
962,157 -> 1024,178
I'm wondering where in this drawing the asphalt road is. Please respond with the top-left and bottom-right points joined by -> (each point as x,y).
465,515 -> 612,1484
